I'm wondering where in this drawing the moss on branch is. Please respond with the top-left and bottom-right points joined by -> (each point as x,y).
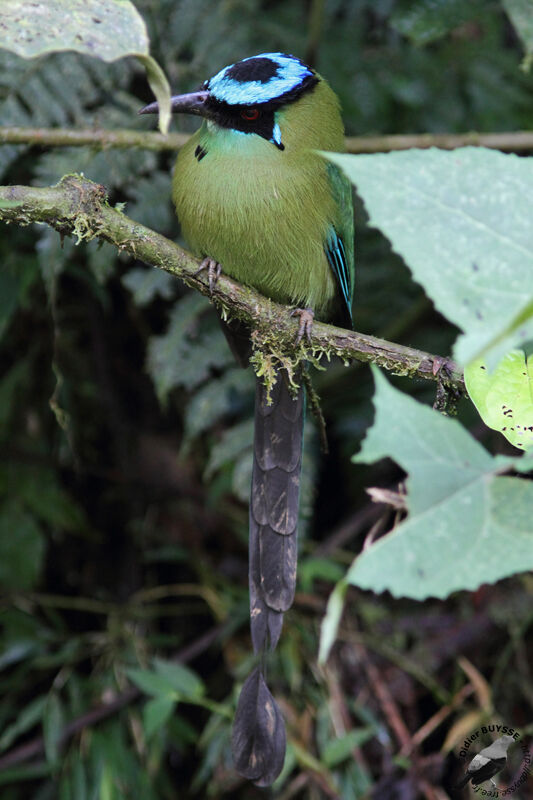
0,174 -> 465,393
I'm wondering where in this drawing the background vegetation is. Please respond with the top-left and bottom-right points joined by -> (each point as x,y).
0,1 -> 532,797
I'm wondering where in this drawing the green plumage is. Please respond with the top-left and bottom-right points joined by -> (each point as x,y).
172,78 -> 354,322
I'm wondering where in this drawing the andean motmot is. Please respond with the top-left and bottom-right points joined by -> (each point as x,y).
140,52 -> 355,786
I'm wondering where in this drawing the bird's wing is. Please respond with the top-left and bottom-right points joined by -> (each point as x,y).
325,161 -> 355,327
471,757 -> 507,786
468,753 -> 490,772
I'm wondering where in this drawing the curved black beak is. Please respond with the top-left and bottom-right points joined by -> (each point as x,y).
138,90 -> 210,117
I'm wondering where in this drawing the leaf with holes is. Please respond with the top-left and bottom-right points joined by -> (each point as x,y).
345,368 -> 533,600
465,350 -> 533,452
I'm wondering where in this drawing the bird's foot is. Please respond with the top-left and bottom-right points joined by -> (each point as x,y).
195,257 -> 222,294
291,307 -> 314,344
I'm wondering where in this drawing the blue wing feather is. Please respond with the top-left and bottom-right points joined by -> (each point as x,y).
325,227 -> 353,325
324,161 -> 355,327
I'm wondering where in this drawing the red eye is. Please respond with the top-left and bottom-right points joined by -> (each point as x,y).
241,107 -> 260,121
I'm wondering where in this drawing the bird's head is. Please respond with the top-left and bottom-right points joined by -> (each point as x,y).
498,735 -> 516,748
140,53 -> 342,151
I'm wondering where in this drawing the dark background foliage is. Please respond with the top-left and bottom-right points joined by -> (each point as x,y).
0,1 -> 532,797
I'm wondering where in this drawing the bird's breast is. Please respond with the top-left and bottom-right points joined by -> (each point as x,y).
172,128 -> 339,316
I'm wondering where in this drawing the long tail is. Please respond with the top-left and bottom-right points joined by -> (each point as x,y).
454,773 -> 471,790
232,370 -> 304,786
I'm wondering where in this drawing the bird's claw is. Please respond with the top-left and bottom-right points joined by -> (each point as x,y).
432,355 -> 453,378
195,257 -> 222,294
291,307 -> 314,344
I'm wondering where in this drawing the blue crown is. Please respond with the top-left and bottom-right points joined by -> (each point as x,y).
206,53 -> 315,106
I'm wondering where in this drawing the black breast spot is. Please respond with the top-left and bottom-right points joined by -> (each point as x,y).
194,144 -> 208,162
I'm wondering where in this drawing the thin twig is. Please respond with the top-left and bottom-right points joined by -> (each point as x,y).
345,130 -> 533,153
313,504 -> 384,556
358,643 -> 412,752
277,772 -> 311,800
1,125 -> 532,153
357,646 -> 447,800
400,683 -> 475,757
323,664 -> 372,775
0,126 -> 188,151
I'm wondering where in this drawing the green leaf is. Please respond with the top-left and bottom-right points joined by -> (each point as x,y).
87,240 -> 120,284
503,0 -> 533,67
99,761 -> 115,800
0,464 -> 89,534
205,419 -> 254,478
0,0 -> 148,61
128,660 -> 205,722
43,691 -> 65,768
126,172 -> 174,231
326,148 -> 533,367
354,370 -> 495,514
0,762 -> 51,785
121,267 -> 176,307
322,728 -> 375,768
0,260 -> 38,340
0,0 -> 171,132
142,695 -> 176,739
465,350 -> 533,451
339,760 -> 374,798
231,447 -> 254,503
153,658 -> 205,699
0,501 -> 45,590
0,695 -> 47,753
143,544 -> 188,564
137,54 -> 171,136
71,756 -> 88,800
347,368 -> 533,599
318,579 -> 347,665
299,558 -> 345,593
0,360 -> 30,434
0,638 -> 40,671
126,667 -> 176,698
89,725 -> 142,797
391,0 -> 487,46
183,368 -> 252,442
146,294 -> 232,401
167,715 -> 198,747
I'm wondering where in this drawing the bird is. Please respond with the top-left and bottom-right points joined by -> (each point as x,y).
139,52 -> 354,786
455,734 -> 515,790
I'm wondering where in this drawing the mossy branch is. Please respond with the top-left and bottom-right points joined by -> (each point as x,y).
0,174 -> 465,392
